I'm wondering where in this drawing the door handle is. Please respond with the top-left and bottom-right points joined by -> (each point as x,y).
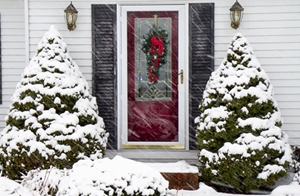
179,69 -> 183,84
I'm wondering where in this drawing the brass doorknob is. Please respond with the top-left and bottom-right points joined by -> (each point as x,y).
179,69 -> 183,84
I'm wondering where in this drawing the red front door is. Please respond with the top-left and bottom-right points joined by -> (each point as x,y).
127,11 -> 178,142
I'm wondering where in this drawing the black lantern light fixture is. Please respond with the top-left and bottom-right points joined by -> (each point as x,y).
229,0 -> 244,29
64,1 -> 78,31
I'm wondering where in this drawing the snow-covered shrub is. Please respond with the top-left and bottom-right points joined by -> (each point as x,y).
291,146 -> 300,184
23,156 -> 169,196
195,33 -> 292,192
0,25 -> 108,180
294,171 -> 300,185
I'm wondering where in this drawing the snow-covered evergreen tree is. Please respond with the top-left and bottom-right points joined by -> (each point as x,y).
0,26 -> 108,180
195,33 -> 292,192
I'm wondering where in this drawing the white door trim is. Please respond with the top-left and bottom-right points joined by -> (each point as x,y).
117,4 -> 189,150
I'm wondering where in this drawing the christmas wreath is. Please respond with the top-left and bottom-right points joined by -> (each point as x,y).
141,26 -> 168,83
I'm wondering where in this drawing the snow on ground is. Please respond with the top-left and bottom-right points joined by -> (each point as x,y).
1,177 -> 299,196
173,182 -> 300,196
0,156 -> 299,196
0,177 -> 33,196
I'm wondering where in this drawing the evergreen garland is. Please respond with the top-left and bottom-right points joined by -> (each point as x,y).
141,26 -> 168,83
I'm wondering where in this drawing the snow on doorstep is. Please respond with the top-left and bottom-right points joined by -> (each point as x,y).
145,160 -> 198,173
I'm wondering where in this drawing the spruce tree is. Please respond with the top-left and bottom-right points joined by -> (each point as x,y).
195,33 -> 292,192
0,26 -> 108,180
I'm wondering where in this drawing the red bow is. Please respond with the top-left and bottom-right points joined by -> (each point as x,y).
150,36 -> 164,56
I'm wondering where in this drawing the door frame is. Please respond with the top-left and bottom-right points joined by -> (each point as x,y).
117,4 -> 189,150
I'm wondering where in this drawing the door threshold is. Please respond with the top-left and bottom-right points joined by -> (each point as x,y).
105,149 -> 199,165
122,144 -> 185,149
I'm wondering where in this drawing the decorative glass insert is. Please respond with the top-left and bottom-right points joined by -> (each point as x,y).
134,17 -> 172,101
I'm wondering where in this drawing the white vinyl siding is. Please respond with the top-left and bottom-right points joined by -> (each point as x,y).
0,0 -> 25,128
1,0 -> 299,145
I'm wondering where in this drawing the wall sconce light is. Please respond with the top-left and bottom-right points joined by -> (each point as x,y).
229,0 -> 244,29
64,1 -> 78,31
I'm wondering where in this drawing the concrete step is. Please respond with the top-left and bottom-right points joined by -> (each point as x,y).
145,161 -> 199,190
105,150 -> 200,190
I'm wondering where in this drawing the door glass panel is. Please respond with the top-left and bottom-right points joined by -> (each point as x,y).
134,18 -> 172,101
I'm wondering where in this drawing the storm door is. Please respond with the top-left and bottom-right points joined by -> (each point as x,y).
120,5 -> 187,149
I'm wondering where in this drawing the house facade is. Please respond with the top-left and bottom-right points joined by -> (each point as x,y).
0,0 -> 299,162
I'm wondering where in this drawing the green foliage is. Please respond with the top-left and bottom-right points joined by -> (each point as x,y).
195,33 -> 291,193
